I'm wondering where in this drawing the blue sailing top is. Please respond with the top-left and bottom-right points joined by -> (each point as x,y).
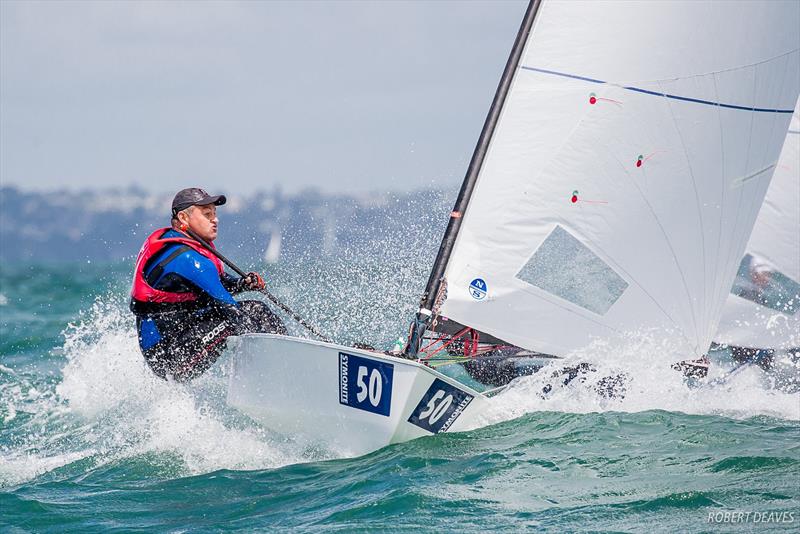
136,229 -> 241,349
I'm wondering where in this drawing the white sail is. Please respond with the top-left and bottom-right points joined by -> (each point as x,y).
438,0 -> 800,358
715,102 -> 800,350
264,226 -> 282,264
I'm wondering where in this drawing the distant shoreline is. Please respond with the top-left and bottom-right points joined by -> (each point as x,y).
0,185 -> 454,263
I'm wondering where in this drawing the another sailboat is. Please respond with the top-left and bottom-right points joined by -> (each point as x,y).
713,101 -> 799,375
263,225 -> 282,264
226,0 -> 800,455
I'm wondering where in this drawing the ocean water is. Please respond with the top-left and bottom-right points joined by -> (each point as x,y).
1,261 -> 799,533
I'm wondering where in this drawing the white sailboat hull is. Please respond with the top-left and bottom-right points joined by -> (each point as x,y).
225,334 -> 488,456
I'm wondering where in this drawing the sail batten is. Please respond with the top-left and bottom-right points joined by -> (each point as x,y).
426,0 -> 799,359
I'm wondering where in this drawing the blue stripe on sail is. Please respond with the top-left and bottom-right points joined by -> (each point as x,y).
520,66 -> 795,114
522,67 -> 607,85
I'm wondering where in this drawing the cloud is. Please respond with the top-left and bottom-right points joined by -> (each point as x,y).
1,0 -> 527,193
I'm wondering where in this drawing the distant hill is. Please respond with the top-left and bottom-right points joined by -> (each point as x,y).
0,186 -> 454,264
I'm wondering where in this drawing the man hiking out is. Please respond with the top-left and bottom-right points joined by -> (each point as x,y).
130,187 -> 285,381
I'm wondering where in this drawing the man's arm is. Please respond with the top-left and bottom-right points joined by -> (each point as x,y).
157,250 -> 239,306
222,271 -> 266,293
221,272 -> 243,294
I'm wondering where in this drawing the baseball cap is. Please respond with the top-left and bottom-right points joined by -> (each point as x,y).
171,188 -> 226,216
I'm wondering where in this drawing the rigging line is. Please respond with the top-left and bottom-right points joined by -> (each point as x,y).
419,326 -> 470,358
659,79 -> 706,350
519,66 -> 795,114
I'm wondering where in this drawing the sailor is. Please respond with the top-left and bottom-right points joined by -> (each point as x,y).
130,187 -> 286,381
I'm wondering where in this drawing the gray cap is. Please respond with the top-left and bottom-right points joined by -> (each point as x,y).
171,188 -> 226,216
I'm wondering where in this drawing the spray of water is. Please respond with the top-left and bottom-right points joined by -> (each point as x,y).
1,297 -> 316,488
0,199 -> 445,487
476,330 -> 800,429
3,195 -> 797,486
3,290 -> 797,489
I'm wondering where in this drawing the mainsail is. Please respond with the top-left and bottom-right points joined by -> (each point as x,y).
409,0 -> 800,359
715,101 -> 800,350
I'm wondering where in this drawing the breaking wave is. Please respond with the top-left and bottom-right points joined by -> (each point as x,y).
1,297 -> 319,488
478,331 -> 800,429
2,290 -> 797,489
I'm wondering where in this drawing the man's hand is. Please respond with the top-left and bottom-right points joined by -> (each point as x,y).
239,272 -> 266,291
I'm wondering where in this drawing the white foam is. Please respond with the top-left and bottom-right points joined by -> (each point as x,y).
4,295 -> 797,487
0,451 -> 95,487
474,331 -> 800,429
1,297 -> 316,487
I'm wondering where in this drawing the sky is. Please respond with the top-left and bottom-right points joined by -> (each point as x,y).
0,0 -> 527,194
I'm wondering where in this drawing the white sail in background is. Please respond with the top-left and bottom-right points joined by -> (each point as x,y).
264,226 -> 282,264
715,102 -> 800,350
438,1 -> 800,358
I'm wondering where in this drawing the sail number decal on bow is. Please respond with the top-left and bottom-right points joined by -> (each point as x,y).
339,352 -> 393,416
408,378 -> 474,434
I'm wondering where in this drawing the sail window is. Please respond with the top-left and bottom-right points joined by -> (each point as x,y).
731,254 -> 800,315
516,225 -> 628,315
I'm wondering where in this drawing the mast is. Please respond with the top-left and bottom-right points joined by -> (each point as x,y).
406,0 -> 542,356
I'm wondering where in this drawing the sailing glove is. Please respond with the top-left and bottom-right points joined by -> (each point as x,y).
238,272 -> 266,291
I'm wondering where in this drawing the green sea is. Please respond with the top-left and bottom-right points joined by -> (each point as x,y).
1,261 -> 798,532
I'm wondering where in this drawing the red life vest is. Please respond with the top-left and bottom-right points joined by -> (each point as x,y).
131,228 -> 225,305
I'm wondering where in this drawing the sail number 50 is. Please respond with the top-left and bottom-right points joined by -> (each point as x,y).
356,366 -> 383,407
339,352 -> 393,416
418,389 -> 453,425
408,378 -> 473,433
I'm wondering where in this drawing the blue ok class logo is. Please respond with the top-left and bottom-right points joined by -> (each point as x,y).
469,278 -> 487,300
